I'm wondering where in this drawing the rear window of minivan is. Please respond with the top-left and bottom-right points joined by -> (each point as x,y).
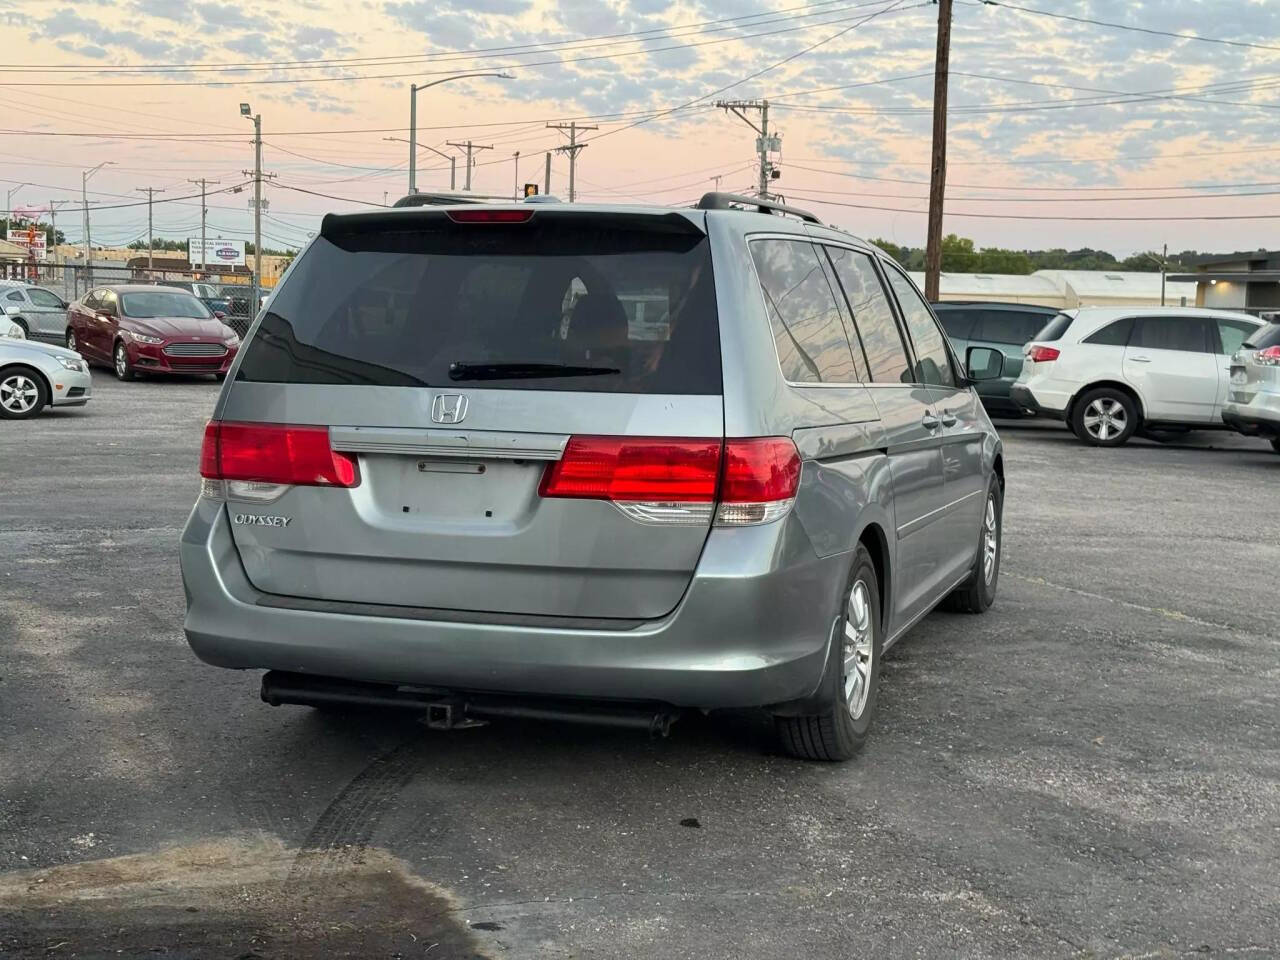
1244,323 -> 1280,349
236,213 -> 721,394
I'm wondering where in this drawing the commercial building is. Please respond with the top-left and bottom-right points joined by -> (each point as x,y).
1170,251 -> 1280,316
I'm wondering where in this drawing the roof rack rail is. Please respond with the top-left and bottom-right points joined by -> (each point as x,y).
392,192 -> 487,208
694,191 -> 821,225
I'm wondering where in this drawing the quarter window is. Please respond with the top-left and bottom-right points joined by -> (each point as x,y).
1131,316 -> 1211,353
1083,318 -> 1134,346
884,266 -> 956,387
1215,318 -> 1257,356
824,246 -> 912,384
750,238 -> 860,384
5,290 -> 24,302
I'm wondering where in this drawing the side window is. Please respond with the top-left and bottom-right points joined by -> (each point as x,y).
973,311 -> 1052,345
1083,318 -> 1134,346
100,290 -> 119,315
934,308 -> 978,340
884,265 -> 956,387
82,290 -> 101,310
825,246 -> 912,385
1215,318 -> 1256,356
749,238 -> 860,384
28,289 -> 63,308
5,290 -> 25,303
1132,316 -> 1211,353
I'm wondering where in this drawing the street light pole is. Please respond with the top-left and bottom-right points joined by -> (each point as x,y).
406,70 -> 515,194
242,104 -> 264,315
81,162 -> 113,289
385,136 -> 461,191
5,183 -> 26,218
512,150 -> 520,200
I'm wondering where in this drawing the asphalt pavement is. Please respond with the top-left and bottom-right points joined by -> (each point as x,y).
1,373 -> 1277,959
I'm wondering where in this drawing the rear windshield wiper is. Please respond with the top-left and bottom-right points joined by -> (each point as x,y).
448,361 -> 621,381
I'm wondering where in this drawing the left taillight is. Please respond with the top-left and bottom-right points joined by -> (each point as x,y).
1256,345 -> 1280,366
199,421 -> 359,502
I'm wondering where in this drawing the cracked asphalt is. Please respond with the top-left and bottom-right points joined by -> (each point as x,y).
1,373 -> 1278,959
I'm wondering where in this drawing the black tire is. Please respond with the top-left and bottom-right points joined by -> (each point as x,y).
1271,438 -> 1280,454
1071,386 -> 1139,446
775,544 -> 882,762
0,365 -> 49,419
113,339 -> 135,381
942,475 -> 1003,614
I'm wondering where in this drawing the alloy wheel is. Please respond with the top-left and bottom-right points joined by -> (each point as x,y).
843,579 -> 875,720
115,344 -> 128,379
0,373 -> 39,414
982,495 -> 999,585
66,331 -> 77,352
1083,397 -> 1127,441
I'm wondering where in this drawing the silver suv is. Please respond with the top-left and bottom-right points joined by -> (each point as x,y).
180,194 -> 1006,760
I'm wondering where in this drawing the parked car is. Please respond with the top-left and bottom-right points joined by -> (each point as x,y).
932,301 -> 1061,417
156,280 -> 230,316
0,333 -> 92,419
66,285 -> 241,381
1011,306 -> 1262,446
0,279 -> 70,344
181,195 -> 1008,761
1222,320 -> 1280,453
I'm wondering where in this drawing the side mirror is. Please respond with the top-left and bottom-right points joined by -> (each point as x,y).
213,310 -> 226,320
966,346 -> 1005,382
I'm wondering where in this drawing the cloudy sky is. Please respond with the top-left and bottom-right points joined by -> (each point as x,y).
2,0 -> 1278,256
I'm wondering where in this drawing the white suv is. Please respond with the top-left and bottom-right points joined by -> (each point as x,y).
1011,306 -> 1262,446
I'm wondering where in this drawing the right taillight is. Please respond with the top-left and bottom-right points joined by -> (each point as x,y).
199,420 -> 360,502
1257,346 -> 1280,366
1026,345 -> 1060,363
540,436 -> 800,526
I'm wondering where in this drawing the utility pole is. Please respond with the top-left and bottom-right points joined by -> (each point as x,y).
715,100 -> 779,199
924,0 -> 953,302
187,178 -> 220,275
512,151 -> 520,200
544,152 -> 552,195
136,188 -> 165,271
548,121 -> 597,203
710,174 -> 723,192
446,141 -> 493,191
81,162 -> 113,290
1161,242 -> 1167,306
48,200 -> 67,269
241,103 -> 275,313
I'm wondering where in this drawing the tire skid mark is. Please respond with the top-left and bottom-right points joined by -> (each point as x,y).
287,739 -> 424,884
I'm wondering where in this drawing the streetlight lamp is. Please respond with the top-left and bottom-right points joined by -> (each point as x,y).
82,162 -> 113,287
384,136 -> 458,192
408,71 -> 514,194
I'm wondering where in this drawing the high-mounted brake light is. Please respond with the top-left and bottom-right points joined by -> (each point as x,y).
1257,345 -> 1280,366
540,436 -> 801,526
199,421 -> 359,502
446,209 -> 535,224
1026,345 -> 1060,363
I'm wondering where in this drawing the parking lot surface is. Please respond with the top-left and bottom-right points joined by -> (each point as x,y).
1,374 -> 1277,959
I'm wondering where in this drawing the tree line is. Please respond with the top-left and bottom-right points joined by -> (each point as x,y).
869,234 -> 1211,274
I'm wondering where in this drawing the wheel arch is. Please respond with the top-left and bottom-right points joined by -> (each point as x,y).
856,520 -> 890,627
0,361 -> 52,405
1068,379 -> 1146,424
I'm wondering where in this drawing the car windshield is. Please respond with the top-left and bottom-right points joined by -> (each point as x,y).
120,291 -> 212,319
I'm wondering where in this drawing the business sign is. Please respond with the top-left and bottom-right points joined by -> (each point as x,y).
188,238 -> 246,268
6,227 -> 47,260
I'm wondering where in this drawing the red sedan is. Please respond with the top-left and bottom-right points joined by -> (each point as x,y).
66,284 -> 241,380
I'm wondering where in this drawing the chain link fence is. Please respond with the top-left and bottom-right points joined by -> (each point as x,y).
3,262 -> 260,337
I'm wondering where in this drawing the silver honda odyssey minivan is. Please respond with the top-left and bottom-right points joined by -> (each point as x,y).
180,193 -> 1006,761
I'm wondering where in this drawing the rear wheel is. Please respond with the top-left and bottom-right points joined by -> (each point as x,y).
775,544 -> 881,762
0,366 -> 48,419
65,328 -> 77,352
1072,387 -> 1139,446
113,340 -> 135,381
942,475 -> 1002,614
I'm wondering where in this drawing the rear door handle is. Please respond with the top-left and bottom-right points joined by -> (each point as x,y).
940,411 -> 958,427
922,412 -> 941,430
1129,356 -> 1152,363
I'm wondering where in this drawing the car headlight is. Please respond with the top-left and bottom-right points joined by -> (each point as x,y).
223,330 -> 240,346
127,331 -> 164,344
5,322 -> 24,339
56,356 -> 84,372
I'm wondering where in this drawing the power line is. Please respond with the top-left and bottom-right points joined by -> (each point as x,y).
0,2 -> 926,88
785,192 -> 1280,221
972,0 -> 1280,54
785,183 -> 1280,203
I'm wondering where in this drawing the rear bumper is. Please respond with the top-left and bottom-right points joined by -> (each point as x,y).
1009,383 -> 1067,420
179,500 -> 843,710
1222,397 -> 1280,436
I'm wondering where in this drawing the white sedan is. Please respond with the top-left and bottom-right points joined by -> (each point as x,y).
1,321 -> 92,419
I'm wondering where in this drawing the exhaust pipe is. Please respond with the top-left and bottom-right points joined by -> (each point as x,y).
261,671 -> 679,736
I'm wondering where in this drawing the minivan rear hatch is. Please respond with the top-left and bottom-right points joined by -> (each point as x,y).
217,207 -> 723,621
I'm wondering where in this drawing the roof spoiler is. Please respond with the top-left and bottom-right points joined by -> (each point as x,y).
694,192 -> 821,225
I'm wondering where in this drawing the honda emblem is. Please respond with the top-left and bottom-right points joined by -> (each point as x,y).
431,394 -> 469,424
